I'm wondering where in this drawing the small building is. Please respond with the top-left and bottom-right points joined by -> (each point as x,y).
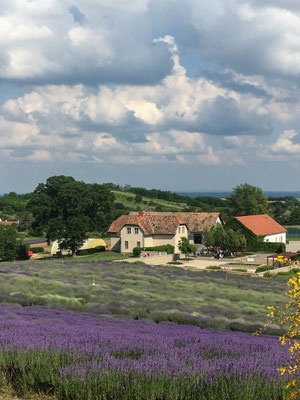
51,238 -> 107,256
108,211 -> 188,253
234,214 -> 287,244
0,219 -> 19,226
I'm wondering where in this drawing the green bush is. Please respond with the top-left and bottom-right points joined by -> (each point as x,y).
255,265 -> 275,273
31,247 -> 45,254
206,266 -> 222,270
248,241 -> 286,253
16,242 -> 30,260
263,272 -> 273,278
76,246 -> 105,256
133,244 -> 174,257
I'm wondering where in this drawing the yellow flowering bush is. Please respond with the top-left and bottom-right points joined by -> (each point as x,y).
265,272 -> 300,400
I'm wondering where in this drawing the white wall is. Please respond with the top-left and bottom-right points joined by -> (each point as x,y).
120,225 -> 145,252
263,232 -> 287,244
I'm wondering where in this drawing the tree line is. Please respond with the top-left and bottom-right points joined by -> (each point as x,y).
0,179 -> 298,260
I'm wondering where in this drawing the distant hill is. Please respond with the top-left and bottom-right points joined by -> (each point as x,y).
179,192 -> 231,198
112,191 -> 187,212
179,191 -> 300,199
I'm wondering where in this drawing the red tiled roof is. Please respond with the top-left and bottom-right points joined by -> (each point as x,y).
108,212 -> 187,235
174,212 -> 220,232
108,211 -> 220,235
0,220 -> 18,225
235,214 -> 286,236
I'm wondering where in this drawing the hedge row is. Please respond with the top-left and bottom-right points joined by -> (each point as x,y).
76,245 -> 106,256
133,244 -> 174,257
247,241 -> 286,253
31,247 -> 45,254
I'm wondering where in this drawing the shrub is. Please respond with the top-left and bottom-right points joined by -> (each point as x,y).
31,247 -> 45,254
206,266 -> 222,270
16,243 -> 30,260
76,246 -> 105,256
263,272 -> 273,278
255,265 -> 275,273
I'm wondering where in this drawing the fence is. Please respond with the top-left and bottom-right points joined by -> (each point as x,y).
286,228 -> 300,238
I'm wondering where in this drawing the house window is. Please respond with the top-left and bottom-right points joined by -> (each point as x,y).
182,227 -> 185,233
178,227 -> 181,234
137,241 -> 141,247
127,227 -> 131,234
194,234 -> 202,244
125,241 -> 128,249
134,228 -> 139,234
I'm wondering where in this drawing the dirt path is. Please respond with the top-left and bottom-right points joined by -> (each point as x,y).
286,240 -> 300,252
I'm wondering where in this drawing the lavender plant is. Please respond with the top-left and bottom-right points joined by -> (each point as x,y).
0,304 -> 297,399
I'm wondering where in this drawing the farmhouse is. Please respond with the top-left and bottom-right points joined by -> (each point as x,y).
108,211 -> 222,253
234,214 -> 287,244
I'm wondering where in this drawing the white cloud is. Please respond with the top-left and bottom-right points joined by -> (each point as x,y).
272,130 -> 300,154
26,150 -> 52,161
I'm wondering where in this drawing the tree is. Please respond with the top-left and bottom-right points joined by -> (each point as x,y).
203,225 -> 246,253
228,183 -> 268,216
27,176 -> 115,255
135,194 -> 143,203
224,228 -> 246,253
178,237 -> 197,257
212,224 -> 226,248
0,225 -> 17,261
203,228 -> 214,248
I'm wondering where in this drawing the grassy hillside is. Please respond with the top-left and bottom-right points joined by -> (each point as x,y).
0,257 -> 288,333
112,190 -> 188,211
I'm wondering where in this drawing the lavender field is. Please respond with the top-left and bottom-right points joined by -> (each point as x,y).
0,304 -> 296,400
0,259 -> 289,332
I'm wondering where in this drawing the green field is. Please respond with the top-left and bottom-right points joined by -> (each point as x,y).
112,190 -> 187,211
0,257 -> 289,333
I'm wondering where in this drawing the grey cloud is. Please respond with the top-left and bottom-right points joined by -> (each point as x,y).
0,2 -> 173,87
249,0 -> 300,11
199,69 -> 272,99
160,96 -> 273,136
198,96 -> 273,136
69,5 -> 86,24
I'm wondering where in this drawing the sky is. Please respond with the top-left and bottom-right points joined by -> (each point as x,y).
1,0 -> 300,193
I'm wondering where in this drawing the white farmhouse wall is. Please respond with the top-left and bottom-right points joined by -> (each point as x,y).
263,232 -> 287,244
174,225 -> 188,252
120,225 -> 145,252
110,235 -> 121,252
152,234 -> 174,248
144,237 -> 154,248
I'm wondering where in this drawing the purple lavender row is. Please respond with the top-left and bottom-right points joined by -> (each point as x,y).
0,304 -> 296,394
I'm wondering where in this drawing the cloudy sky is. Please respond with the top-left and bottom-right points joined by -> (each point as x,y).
1,0 -> 300,193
